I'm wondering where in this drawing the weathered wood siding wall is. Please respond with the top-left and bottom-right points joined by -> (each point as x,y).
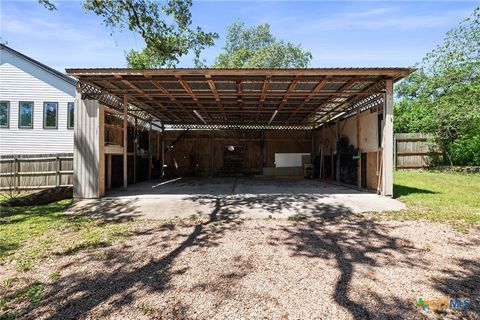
73,99 -> 100,199
0,153 -> 73,190
161,130 -> 312,177
395,133 -> 439,169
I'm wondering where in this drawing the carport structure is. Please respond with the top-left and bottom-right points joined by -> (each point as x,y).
67,68 -> 411,199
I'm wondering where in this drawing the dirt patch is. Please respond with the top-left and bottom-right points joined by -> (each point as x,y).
1,187 -> 72,207
2,216 -> 479,320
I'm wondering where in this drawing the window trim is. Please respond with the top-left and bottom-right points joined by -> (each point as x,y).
0,101 -> 10,128
18,101 -> 34,129
67,102 -> 74,129
43,102 -> 59,129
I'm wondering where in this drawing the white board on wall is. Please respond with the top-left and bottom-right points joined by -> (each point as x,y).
274,153 -> 311,167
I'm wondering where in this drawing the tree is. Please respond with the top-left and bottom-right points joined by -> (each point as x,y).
395,6 -> 480,165
213,21 -> 312,68
38,0 -> 218,68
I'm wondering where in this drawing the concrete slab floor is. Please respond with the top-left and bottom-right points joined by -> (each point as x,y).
70,177 -> 405,220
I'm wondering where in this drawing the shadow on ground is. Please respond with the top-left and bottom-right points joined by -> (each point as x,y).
34,197 -> 243,319
393,184 -> 437,198
271,216 -> 427,319
19,193 -> 476,319
66,198 -> 142,224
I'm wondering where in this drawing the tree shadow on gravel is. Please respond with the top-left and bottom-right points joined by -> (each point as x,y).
28,197 -> 244,319
434,258 -> 480,304
276,213 -> 427,320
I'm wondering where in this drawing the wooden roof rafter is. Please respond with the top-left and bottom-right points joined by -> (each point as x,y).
285,77 -> 330,124
301,75 -> 365,124
256,75 -> 271,121
205,74 -> 226,121
313,80 -> 386,126
102,78 -> 176,122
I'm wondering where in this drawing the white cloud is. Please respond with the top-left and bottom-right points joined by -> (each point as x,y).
1,5 -> 142,70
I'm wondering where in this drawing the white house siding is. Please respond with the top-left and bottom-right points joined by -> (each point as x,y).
0,48 -> 75,155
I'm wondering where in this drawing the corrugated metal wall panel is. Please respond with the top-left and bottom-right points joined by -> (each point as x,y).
0,49 -> 75,155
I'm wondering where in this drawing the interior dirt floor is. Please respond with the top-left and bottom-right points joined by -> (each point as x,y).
70,177 -> 405,220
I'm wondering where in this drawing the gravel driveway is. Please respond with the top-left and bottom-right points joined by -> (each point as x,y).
6,213 -> 480,320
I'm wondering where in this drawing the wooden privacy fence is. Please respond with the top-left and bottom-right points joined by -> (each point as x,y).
395,133 -> 440,169
0,153 -> 73,190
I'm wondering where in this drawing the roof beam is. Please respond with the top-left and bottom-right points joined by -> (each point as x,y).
114,75 -> 154,102
177,78 -> 199,102
313,80 -> 383,125
67,68 -> 412,78
103,79 -> 166,121
301,76 -> 363,124
205,75 -> 226,120
176,77 -> 217,121
256,76 -> 271,121
150,80 -> 199,122
285,78 -> 329,124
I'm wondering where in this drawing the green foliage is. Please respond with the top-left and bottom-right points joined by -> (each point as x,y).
38,0 -> 218,68
0,200 -> 132,270
395,6 -> 480,165
213,21 -> 312,68
48,272 -> 61,281
24,282 -> 43,304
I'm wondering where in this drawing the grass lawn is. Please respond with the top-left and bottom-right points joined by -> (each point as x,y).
0,200 -> 134,271
383,170 -> 480,231
1,199 -> 136,318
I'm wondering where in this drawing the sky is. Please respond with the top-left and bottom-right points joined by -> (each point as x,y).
1,0 -> 478,72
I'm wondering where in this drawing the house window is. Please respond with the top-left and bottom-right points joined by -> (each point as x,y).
0,101 -> 9,128
43,102 -> 58,129
19,102 -> 33,128
67,102 -> 74,129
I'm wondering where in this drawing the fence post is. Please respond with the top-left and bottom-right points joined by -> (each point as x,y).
393,134 -> 397,170
13,156 -> 18,192
56,155 -> 60,186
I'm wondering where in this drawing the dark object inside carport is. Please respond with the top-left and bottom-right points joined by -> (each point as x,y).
0,186 -> 73,207
337,136 -> 358,186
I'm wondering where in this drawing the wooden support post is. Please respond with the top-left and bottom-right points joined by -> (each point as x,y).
356,107 -> 362,188
161,124 -> 165,178
123,95 -> 128,190
156,131 -> 160,161
311,128 -> 315,163
148,122 -> 152,180
320,126 -> 325,179
336,121 -> 340,183
330,146 -> 333,180
383,79 -> 394,196
211,130 -> 215,177
133,117 -> 137,184
260,130 -> 264,175
107,155 -> 112,190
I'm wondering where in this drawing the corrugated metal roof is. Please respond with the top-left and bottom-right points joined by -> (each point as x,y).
71,67 -> 410,128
